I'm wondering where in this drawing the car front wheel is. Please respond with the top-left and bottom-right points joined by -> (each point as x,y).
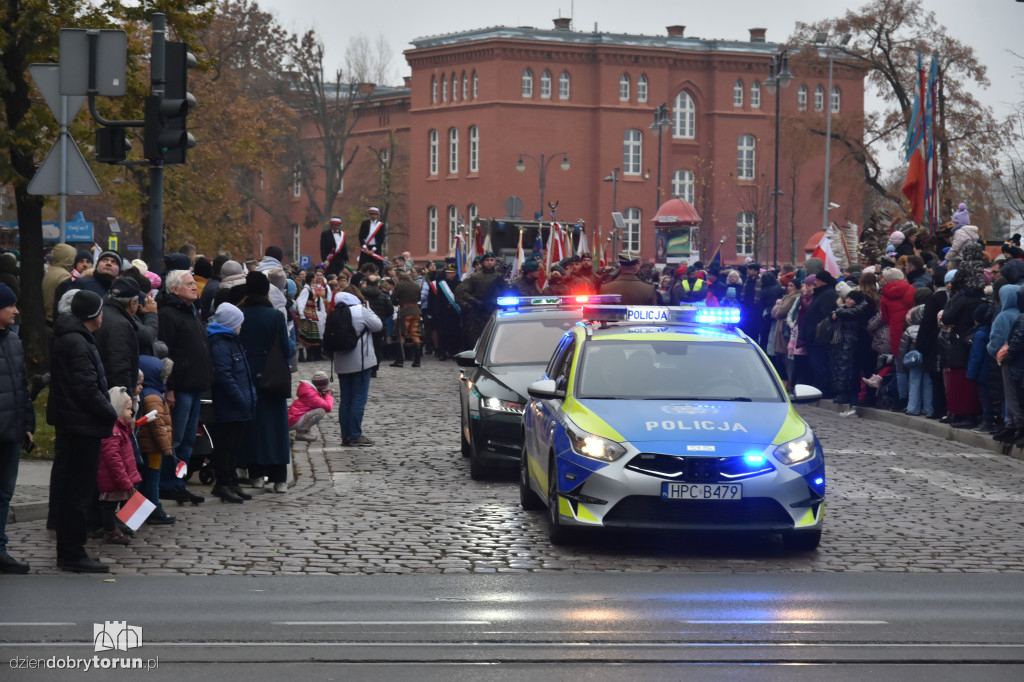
519,441 -> 543,511
546,452 -> 575,545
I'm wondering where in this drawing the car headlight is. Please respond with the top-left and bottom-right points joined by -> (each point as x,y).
480,396 -> 525,415
566,424 -> 627,462
772,429 -> 817,465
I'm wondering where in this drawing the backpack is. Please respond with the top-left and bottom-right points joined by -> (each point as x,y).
322,303 -> 361,354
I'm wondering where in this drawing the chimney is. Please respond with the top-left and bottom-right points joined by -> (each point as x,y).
749,27 -> 767,43
553,17 -> 571,30
403,76 -> 412,88
357,82 -> 376,95
666,25 -> 685,38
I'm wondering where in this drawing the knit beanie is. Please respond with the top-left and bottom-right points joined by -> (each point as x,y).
0,282 -> 16,308
882,268 -> 905,282
71,290 -> 104,320
311,371 -> 330,391
245,270 -> 270,296
889,231 -> 906,245
131,259 -> 149,274
952,202 -> 970,227
213,302 -> 244,330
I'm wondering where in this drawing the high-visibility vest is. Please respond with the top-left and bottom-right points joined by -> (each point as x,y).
680,278 -> 704,293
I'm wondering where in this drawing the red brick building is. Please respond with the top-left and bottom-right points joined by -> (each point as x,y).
274,20 -> 864,269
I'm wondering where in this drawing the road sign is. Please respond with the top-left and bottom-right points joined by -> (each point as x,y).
108,235 -> 118,251
299,255 -> 312,269
65,220 -> 94,241
28,64 -> 84,127
59,29 -> 127,96
107,217 -> 120,233
27,135 -> 101,196
126,244 -> 143,252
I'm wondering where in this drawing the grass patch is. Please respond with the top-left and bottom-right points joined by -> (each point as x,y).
25,387 -> 54,461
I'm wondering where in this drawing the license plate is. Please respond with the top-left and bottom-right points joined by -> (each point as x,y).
662,482 -> 742,500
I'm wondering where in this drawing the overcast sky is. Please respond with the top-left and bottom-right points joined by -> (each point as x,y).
256,0 -> 1022,145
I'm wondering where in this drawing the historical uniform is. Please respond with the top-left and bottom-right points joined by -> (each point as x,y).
391,271 -> 423,367
599,255 -> 659,305
319,217 -> 348,278
456,254 -> 502,348
357,207 -> 387,272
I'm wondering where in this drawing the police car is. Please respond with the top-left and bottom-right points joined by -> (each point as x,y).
456,295 -> 619,480
519,305 -> 826,550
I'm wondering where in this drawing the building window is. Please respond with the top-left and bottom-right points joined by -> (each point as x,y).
831,86 -> 841,114
559,70 -> 570,99
750,80 -> 761,108
540,69 -> 552,99
473,70 -> 478,98
522,68 -> 533,97
462,72 -> 468,101
814,85 -> 824,111
673,91 -> 695,139
431,76 -> 437,104
428,129 -> 438,175
292,162 -> 301,197
737,134 -> 756,180
468,204 -> 478,228
797,85 -> 807,111
292,224 -> 300,263
468,125 -> 479,173
380,148 -> 389,168
637,74 -> 648,103
452,71 -> 459,101
336,157 -> 344,195
441,75 -> 447,103
671,169 -> 694,204
619,73 -> 630,101
737,212 -> 755,256
733,79 -> 744,107
623,208 -> 642,252
428,206 -> 438,252
448,127 -> 459,174
448,205 -> 458,250
623,129 -> 642,175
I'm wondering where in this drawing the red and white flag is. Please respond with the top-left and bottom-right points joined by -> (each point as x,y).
116,491 -> 156,531
811,229 -> 842,277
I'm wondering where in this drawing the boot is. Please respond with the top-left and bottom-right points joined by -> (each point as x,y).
411,343 -> 422,368
102,529 -> 131,545
390,342 -> 405,367
311,346 -> 322,361
228,485 -> 252,501
211,484 -> 244,504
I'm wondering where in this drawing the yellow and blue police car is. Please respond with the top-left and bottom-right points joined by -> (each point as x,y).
519,305 -> 826,550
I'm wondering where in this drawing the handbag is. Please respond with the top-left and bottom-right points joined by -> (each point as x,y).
256,325 -> 291,399
903,349 -> 923,368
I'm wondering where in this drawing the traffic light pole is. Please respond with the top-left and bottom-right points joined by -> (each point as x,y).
146,13 -> 166,272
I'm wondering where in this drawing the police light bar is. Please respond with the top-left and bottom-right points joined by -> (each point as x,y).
497,294 -> 621,309
580,305 -> 742,326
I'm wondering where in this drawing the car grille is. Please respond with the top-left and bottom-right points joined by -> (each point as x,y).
602,496 -> 792,529
626,453 -> 725,482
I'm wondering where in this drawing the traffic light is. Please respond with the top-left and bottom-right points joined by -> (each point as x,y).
144,41 -> 196,163
96,127 -> 131,163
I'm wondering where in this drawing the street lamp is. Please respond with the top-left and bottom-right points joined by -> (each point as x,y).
815,31 -> 852,232
603,167 -> 620,213
764,50 -> 794,267
515,152 -> 570,221
650,104 -> 671,209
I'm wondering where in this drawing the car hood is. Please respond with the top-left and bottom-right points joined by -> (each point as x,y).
566,398 -> 804,452
477,365 -> 547,403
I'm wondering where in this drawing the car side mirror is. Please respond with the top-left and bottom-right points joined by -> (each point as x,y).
790,384 -> 823,404
454,350 -> 478,368
527,378 -> 565,400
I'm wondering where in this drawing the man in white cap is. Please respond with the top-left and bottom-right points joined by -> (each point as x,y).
320,216 -> 349,278
358,206 -> 387,273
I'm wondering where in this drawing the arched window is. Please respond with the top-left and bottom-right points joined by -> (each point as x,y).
521,68 -> 533,97
431,76 -> 437,104
468,204 -> 478,229
750,81 -> 761,109
623,129 -> 642,175
559,71 -> 571,99
441,75 -> 447,103
733,79 -> 744,107
447,205 -> 458,250
473,70 -> 478,98
428,207 -> 438,252
469,125 -> 479,173
737,134 -> 756,180
797,85 -> 808,111
448,127 -> 459,174
428,130 -> 438,175
737,212 -> 755,256
637,74 -> 648,103
672,170 -> 695,204
462,72 -> 468,100
619,73 -> 630,101
623,208 -> 642,252
540,69 -> 552,98
452,71 -> 459,101
814,85 -> 824,111
673,91 -> 695,139
830,86 -> 841,114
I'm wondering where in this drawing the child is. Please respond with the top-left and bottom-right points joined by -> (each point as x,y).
97,387 -> 143,545
137,355 -> 176,524
288,370 -> 334,442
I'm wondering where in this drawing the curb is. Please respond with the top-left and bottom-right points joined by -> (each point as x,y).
813,401 -> 1023,460
7,501 -> 47,524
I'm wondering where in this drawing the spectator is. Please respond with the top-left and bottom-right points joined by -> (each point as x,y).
331,287 -> 382,446
93,276 -> 146,393
830,290 -> 872,415
136,355 -> 176,525
96,386 -> 141,545
0,283 -> 33,573
296,270 -> 328,362
42,243 -> 76,324
63,249 -> 121,299
288,370 -> 333,442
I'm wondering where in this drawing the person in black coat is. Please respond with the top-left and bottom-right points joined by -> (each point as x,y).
797,272 -> 838,397
757,271 -> 783,350
357,207 -> 386,272
47,290 -> 118,573
830,290 -> 873,411
92,276 -> 146,393
0,283 -> 33,574
320,217 -> 349,278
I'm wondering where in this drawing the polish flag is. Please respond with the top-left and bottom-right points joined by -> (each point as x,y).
811,229 -> 842,277
116,491 -> 156,531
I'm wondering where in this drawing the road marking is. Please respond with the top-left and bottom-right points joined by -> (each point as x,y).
2,641 -> 1021,648
0,623 -> 75,627
890,467 -> 1024,501
273,621 -> 491,626
686,620 -> 887,625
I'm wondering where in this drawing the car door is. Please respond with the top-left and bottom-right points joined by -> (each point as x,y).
530,334 -> 577,492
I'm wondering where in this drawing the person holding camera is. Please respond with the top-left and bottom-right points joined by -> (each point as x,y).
0,283 -> 33,573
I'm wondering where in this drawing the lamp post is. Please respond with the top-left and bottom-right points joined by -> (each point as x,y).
603,167 -> 620,213
814,31 -> 852,232
764,50 -> 793,268
515,152 -> 570,221
650,104 -> 671,209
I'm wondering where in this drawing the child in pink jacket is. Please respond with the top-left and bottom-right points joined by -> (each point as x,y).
97,387 -> 143,545
288,371 -> 333,442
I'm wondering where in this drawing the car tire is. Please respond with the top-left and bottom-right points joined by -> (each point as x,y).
783,529 -> 821,551
460,421 -> 471,458
519,441 -> 544,511
546,452 -> 575,545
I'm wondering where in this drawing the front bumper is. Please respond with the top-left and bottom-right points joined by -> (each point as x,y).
469,411 -> 524,463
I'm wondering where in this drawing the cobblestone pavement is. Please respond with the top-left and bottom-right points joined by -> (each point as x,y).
8,352 -> 1024,575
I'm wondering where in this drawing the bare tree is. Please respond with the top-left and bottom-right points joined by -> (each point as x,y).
346,34 -> 397,86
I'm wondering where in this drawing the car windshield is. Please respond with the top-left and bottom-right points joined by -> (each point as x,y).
484,317 -> 578,366
576,339 -> 784,402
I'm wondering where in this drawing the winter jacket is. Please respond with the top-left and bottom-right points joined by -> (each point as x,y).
897,306 -> 925,371
46,314 -> 117,438
158,293 -> 213,394
199,276 -> 221,322
208,323 -> 256,424
238,296 -> 290,397
771,291 -> 800,356
43,243 -> 75,322
880,279 -> 917,354
987,284 -> 1020,359
137,355 -> 173,455
967,323 -> 991,382
288,380 -> 335,427
798,284 -> 837,347
906,268 -> 932,289
830,298 -> 873,393
941,291 -> 983,370
0,327 -> 33,442
944,225 -> 980,264
97,418 -> 142,493
331,292 -> 383,374
1004,305 -> 1024,385
917,289 -> 948,369
93,299 -> 141,392
363,284 -> 395,323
